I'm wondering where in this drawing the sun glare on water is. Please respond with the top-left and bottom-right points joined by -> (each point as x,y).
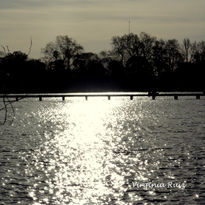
2,96 -> 203,204
26,97 -> 129,204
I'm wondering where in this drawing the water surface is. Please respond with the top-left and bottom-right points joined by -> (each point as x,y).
0,95 -> 205,204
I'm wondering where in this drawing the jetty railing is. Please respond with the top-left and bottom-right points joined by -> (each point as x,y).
0,93 -> 204,101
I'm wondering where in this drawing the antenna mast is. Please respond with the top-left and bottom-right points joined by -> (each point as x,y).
128,17 -> 131,34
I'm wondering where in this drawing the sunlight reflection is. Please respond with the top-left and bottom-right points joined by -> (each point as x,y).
1,96 -> 204,204
61,98 -> 122,145
26,98 -> 133,204
49,98 -> 127,204
24,97 -> 179,204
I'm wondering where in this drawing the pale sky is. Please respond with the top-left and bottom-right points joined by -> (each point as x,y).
0,0 -> 205,58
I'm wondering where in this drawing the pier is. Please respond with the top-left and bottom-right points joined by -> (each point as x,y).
0,92 -> 204,101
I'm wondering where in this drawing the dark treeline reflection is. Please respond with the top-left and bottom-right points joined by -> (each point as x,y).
0,33 -> 205,93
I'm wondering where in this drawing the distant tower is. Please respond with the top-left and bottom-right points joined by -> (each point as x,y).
128,17 -> 131,34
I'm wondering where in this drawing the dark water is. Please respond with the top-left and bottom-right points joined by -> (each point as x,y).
0,96 -> 205,204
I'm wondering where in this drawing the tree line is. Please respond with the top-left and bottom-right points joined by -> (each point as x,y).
0,32 -> 205,93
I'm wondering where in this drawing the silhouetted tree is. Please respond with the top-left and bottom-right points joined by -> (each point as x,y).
164,39 -> 183,72
111,32 -> 156,65
0,51 -> 5,58
111,35 -> 127,65
111,33 -> 142,65
1,51 -> 28,77
73,52 -> 107,81
125,56 -> 154,89
0,51 -> 28,92
182,38 -> 191,62
1,32 -> 205,93
98,50 -> 112,59
191,41 -> 205,63
73,52 -> 98,70
42,35 -> 83,70
25,59 -> 46,91
138,32 -> 156,62
152,39 -> 168,75
106,59 -> 124,83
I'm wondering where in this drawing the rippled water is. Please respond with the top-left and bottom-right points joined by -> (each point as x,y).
0,96 -> 205,204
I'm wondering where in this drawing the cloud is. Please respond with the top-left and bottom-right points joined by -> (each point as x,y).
0,0 -> 96,10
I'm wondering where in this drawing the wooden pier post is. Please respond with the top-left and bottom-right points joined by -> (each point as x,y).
62,96 -> 65,101
130,95 -> 133,100
152,95 -> 155,100
174,95 -> 178,100
108,96 -> 111,100
196,95 -> 200,99
85,96 -> 88,101
16,97 -> 18,101
39,96 -> 42,101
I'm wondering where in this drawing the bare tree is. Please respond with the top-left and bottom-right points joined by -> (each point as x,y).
0,38 -> 32,125
42,35 -> 83,69
183,38 -> 191,62
111,35 -> 127,65
165,39 -> 183,72
111,32 -> 156,66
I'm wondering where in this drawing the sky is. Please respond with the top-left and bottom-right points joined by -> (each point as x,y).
0,0 -> 205,58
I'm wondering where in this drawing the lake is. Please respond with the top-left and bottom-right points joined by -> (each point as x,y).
0,94 -> 205,204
